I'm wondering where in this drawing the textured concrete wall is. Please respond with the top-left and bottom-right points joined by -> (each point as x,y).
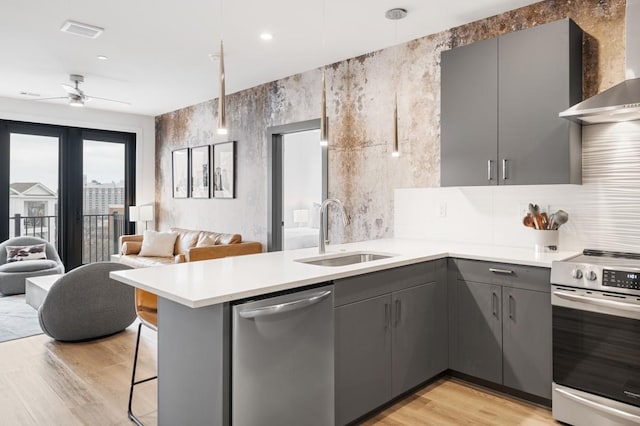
155,0 -> 625,248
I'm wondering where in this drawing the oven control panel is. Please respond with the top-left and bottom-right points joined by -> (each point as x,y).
603,269 -> 640,290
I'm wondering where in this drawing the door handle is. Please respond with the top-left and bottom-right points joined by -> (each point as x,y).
394,299 -> 401,327
489,268 -> 513,275
492,292 -> 498,318
508,294 -> 514,320
384,302 -> 390,329
238,290 -> 331,319
487,160 -> 492,181
502,159 -> 508,180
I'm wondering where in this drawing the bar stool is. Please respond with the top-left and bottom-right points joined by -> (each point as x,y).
128,288 -> 158,426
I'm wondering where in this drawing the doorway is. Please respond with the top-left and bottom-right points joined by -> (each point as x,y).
268,119 -> 327,252
0,120 -> 136,270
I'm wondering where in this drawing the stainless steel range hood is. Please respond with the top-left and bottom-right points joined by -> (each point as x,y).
560,0 -> 640,124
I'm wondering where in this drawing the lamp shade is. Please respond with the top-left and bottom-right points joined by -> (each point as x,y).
129,205 -> 139,222
139,204 -> 155,222
293,209 -> 309,224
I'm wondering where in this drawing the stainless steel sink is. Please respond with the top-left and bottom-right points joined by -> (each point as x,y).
295,252 -> 394,267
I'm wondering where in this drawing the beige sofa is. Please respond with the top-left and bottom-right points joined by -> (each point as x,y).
118,227 -> 262,268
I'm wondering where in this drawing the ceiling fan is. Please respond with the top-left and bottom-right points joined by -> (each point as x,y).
38,74 -> 130,107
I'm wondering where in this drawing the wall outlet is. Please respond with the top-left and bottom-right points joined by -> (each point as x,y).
438,202 -> 447,217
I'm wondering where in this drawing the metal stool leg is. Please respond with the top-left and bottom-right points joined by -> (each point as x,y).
128,322 -> 157,425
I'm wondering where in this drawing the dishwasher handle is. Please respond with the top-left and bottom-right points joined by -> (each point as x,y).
238,290 -> 332,319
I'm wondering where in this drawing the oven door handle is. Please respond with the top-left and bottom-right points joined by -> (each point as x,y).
555,387 -> 640,423
553,291 -> 640,313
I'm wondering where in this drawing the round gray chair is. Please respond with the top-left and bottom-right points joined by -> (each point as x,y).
38,262 -> 136,342
0,236 -> 65,295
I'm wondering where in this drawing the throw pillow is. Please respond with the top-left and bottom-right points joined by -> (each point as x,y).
121,241 -> 142,255
5,244 -> 48,262
196,234 -> 217,247
138,230 -> 178,258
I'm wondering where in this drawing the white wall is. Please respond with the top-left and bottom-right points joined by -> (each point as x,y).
282,129 -> 322,228
395,121 -> 640,253
0,96 -> 155,223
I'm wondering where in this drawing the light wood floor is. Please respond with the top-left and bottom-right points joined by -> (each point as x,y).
0,325 -> 557,425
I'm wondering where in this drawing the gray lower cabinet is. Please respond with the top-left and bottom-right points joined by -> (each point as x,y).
452,280 -> 502,383
502,287 -> 552,399
335,261 -> 447,425
335,294 -> 392,425
450,259 -> 552,400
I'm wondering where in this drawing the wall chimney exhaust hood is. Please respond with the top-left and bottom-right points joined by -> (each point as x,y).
560,0 -> 640,124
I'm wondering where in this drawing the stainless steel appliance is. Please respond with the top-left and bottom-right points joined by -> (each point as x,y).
232,285 -> 334,426
551,250 -> 640,425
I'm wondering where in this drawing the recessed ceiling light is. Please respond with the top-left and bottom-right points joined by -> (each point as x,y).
208,53 -> 220,61
19,91 -> 41,97
96,55 -> 108,60
260,32 -> 273,41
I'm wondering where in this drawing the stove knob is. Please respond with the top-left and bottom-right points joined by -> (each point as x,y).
585,270 -> 597,281
571,269 -> 583,279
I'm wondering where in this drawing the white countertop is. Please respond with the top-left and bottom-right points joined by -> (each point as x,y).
109,239 -> 579,308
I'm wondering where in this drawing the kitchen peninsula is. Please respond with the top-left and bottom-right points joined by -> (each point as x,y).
110,239 -> 578,426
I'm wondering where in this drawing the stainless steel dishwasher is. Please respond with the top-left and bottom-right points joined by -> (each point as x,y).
232,284 -> 334,426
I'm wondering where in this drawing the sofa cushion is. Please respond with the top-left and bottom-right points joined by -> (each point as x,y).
119,255 -> 175,268
0,259 -> 58,273
138,230 -> 178,257
170,228 -> 203,255
5,244 -> 47,262
122,241 -> 142,255
197,231 -> 241,246
196,234 -> 217,247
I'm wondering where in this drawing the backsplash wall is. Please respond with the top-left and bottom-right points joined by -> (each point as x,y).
155,0 -> 625,247
395,121 -> 640,252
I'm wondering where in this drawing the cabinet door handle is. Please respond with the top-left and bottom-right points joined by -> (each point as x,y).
487,160 -> 492,181
492,292 -> 498,318
502,159 -> 508,180
384,303 -> 390,329
508,294 -> 514,320
394,299 -> 401,327
489,268 -> 513,275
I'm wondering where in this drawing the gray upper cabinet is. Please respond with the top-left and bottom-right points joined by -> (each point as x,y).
498,19 -> 583,185
441,19 -> 582,187
502,287 -> 552,399
441,38 -> 498,186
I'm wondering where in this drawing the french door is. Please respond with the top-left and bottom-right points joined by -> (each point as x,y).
0,120 -> 136,270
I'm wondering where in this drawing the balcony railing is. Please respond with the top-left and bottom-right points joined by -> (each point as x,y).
9,213 -> 126,264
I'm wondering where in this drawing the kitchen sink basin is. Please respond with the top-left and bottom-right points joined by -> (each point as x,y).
295,251 -> 395,267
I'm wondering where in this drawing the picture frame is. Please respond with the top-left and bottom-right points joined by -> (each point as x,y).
212,141 -> 236,199
172,148 -> 189,198
190,145 -> 210,198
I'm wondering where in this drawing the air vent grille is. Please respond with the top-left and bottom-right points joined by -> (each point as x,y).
60,20 -> 104,39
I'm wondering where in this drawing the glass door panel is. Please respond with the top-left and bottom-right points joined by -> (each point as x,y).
82,140 -> 125,264
9,133 -> 59,250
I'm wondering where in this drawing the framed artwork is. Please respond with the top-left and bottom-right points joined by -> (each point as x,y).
190,145 -> 210,198
212,141 -> 236,199
172,148 -> 189,198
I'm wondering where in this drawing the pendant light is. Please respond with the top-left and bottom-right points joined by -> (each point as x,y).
386,8 -> 407,158
217,0 -> 227,135
319,0 -> 328,146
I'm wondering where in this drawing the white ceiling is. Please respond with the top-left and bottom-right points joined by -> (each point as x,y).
0,0 -> 539,117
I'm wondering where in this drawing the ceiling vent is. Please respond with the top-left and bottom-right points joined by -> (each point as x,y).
60,20 -> 104,39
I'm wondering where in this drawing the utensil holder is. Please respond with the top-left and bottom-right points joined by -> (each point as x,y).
532,229 -> 559,253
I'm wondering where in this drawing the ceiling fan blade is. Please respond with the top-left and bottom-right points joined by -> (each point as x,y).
61,84 -> 82,96
86,95 -> 131,106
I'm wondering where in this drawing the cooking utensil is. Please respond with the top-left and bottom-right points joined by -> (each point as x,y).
528,204 -> 540,229
540,212 -> 549,230
548,212 -> 557,230
553,210 -> 569,229
523,215 -> 536,228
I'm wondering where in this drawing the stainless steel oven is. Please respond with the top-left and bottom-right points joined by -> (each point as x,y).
551,250 -> 640,425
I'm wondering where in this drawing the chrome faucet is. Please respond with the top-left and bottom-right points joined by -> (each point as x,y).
318,198 -> 350,254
